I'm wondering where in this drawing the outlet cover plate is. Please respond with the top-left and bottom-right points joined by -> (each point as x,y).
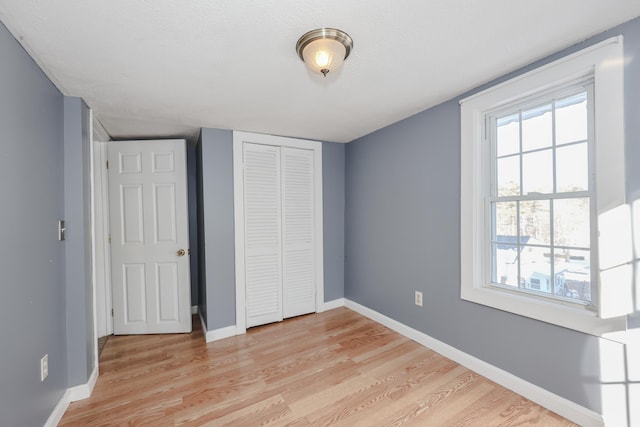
415,291 -> 423,307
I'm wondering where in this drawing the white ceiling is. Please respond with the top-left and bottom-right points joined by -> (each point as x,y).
1,1 -> 639,143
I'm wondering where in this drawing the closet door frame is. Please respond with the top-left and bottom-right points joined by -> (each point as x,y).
233,131 -> 324,334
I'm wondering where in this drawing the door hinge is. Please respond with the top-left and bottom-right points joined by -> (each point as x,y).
111,308 -> 114,317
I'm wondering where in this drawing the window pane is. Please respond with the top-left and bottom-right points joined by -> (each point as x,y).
522,103 -> 552,151
556,248 -> 591,302
497,155 -> 520,196
496,114 -> 520,157
556,92 -> 587,145
554,198 -> 590,248
484,83 -> 594,310
520,245 -> 551,294
556,143 -> 588,192
493,201 -> 517,239
492,243 -> 518,287
522,149 -> 553,194
520,200 -> 550,245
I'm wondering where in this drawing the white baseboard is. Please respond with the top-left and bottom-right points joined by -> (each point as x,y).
43,389 -> 71,427
204,325 -> 237,343
68,364 -> 98,402
344,299 -> 604,427
199,299 -> 345,343
191,305 -> 198,315
199,311 -> 237,343
320,298 -> 345,312
43,364 -> 99,427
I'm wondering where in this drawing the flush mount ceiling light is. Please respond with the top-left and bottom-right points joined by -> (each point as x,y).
296,28 -> 353,77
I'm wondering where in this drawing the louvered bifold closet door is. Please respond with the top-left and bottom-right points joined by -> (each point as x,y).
243,143 -> 283,328
281,147 -> 316,318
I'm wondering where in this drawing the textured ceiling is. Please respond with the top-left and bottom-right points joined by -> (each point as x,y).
0,1 -> 639,143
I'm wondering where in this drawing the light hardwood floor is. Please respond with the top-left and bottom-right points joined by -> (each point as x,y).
60,307 -> 577,426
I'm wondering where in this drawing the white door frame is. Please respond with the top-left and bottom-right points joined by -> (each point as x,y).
92,118 -> 113,337
89,111 -> 99,382
233,131 -> 324,334
93,141 -> 111,337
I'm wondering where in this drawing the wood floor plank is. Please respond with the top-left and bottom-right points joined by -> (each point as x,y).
59,307 -> 577,426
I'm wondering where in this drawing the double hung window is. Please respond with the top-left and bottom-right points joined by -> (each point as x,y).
488,84 -> 594,306
460,37 -> 628,335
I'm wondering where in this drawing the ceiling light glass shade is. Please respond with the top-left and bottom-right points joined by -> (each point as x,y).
302,38 -> 346,75
296,28 -> 353,77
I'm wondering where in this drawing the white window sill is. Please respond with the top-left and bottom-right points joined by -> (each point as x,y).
461,284 -> 627,337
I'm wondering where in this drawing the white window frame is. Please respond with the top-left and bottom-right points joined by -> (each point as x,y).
460,36 -> 629,336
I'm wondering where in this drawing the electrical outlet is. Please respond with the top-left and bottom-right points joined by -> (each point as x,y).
40,354 -> 48,382
415,291 -> 423,307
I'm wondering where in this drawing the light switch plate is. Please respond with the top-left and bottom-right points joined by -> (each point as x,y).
58,220 -> 65,241
40,354 -> 48,381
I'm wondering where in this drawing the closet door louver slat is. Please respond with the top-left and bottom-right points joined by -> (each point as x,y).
282,147 -> 315,318
243,144 -> 283,327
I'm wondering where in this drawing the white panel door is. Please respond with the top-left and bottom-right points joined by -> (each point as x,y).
108,139 -> 191,334
243,143 -> 283,328
281,147 -> 315,318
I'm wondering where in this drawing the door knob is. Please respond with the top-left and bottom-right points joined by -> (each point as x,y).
177,249 -> 186,256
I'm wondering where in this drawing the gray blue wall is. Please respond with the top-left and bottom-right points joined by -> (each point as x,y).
345,17 -> 640,416
187,141 -> 199,306
322,142 -> 346,302
0,21 -> 95,426
195,131 -> 208,323
64,97 -> 95,388
0,21 -> 68,426
196,130 -> 346,330
197,128 -> 236,329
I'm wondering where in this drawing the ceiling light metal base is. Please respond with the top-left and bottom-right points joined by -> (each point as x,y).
295,28 -> 353,62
